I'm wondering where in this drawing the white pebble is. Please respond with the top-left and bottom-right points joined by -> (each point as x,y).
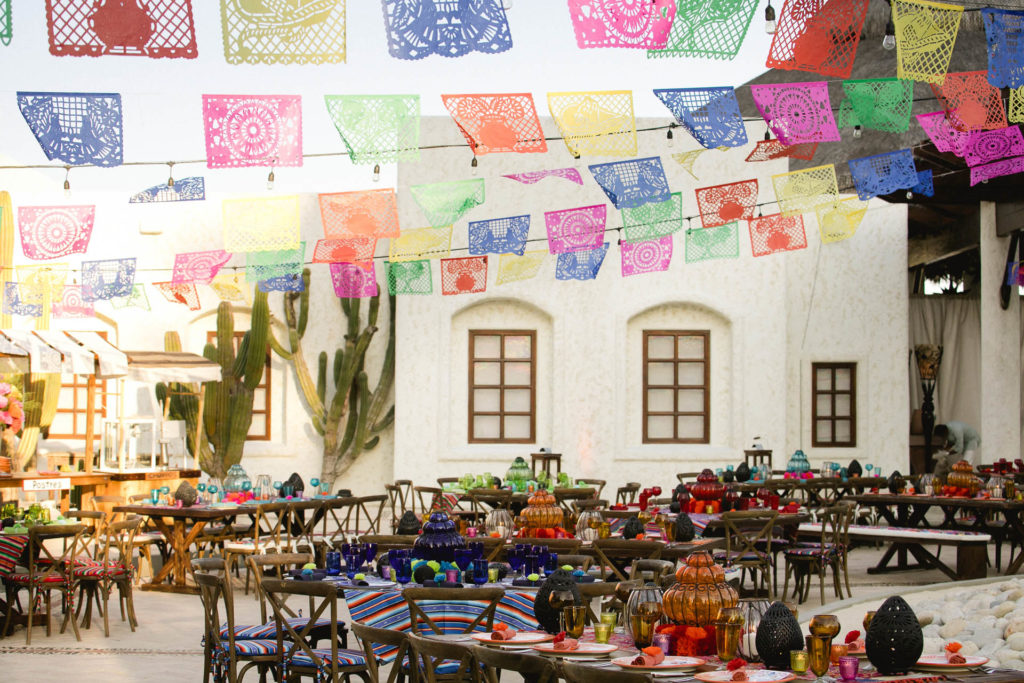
1008,632 -> 1024,651
922,624 -> 941,638
997,648 -> 1022,667
960,642 -> 980,657
940,618 -> 966,639
917,612 -> 935,627
921,637 -> 943,655
981,640 -> 1006,657
1007,619 -> 1024,638
995,603 -> 1015,618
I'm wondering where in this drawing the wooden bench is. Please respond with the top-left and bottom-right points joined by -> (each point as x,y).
798,523 -> 990,581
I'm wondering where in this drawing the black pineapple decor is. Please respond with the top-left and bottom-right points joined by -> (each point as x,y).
534,569 -> 581,634
755,602 -> 804,670
866,596 -> 923,675
673,513 -> 695,542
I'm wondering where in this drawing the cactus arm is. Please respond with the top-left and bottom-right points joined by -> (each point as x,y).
267,331 -> 293,360
365,293 -> 395,432
317,352 -> 327,406
232,333 -> 250,379
333,349 -> 343,386
241,290 -> 269,390
297,270 -> 310,338
371,405 -> 395,433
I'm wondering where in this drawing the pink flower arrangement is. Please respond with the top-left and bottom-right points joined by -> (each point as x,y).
223,491 -> 255,504
0,383 -> 25,433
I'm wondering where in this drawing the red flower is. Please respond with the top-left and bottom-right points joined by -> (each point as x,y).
844,630 -> 861,644
726,658 -> 747,671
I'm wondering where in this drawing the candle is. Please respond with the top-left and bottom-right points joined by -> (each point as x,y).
593,624 -> 612,643
790,650 -> 808,673
652,634 -> 671,655
741,627 -> 757,660
838,656 -> 859,681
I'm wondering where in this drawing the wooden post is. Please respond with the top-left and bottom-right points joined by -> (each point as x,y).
194,389 -> 205,472
84,374 -> 96,473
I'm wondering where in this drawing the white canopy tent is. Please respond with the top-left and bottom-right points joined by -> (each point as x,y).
0,330 -> 220,472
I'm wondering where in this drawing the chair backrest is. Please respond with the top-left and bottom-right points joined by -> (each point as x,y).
532,537 -> 582,553
322,496 -> 359,546
616,483 -> 640,505
262,578 -> 349,680
88,495 -> 127,524
358,534 -> 418,555
563,661 -> 654,683
575,479 -> 606,499
721,510 -> 778,562
414,486 -> 444,514
192,556 -> 227,573
351,621 -> 411,683
408,632 -> 480,683
590,539 -> 665,581
465,535 -> 504,562
26,523 -> 87,583
467,488 -> 512,514
676,472 -> 703,484
555,554 -> 593,571
251,501 -> 290,549
436,477 -> 459,488
64,509 -> 105,558
402,586 -> 505,635
817,504 -> 852,549
95,517 -> 142,578
287,499 -> 324,554
247,551 -> 314,623
194,570 -> 239,666
473,644 -> 558,683
629,559 -> 676,584
353,495 -> 387,535
572,498 -> 608,513
386,484 -> 409,528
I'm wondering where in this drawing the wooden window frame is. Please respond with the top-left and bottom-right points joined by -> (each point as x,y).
468,330 -> 536,444
811,362 -> 857,448
50,331 -> 108,440
642,330 -> 710,444
208,331 -> 272,442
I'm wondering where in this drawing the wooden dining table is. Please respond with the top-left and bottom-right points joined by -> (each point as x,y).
112,504 -> 250,593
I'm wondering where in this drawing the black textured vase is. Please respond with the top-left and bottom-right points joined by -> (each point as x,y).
396,511 -> 421,535
735,462 -> 751,483
848,459 -> 863,478
174,481 -> 198,507
723,469 -> 735,484
674,513 -> 695,542
887,471 -> 905,495
534,569 -> 581,633
285,472 -> 305,497
755,602 -> 804,670
622,516 -> 645,539
866,596 -> 923,675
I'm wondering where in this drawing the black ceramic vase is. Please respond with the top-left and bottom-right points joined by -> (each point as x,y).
412,511 -> 466,562
866,596 -> 923,675
848,459 -> 863,478
735,462 -> 751,483
723,469 -> 735,484
623,516 -> 645,539
285,472 -> 305,497
674,513 -> 695,542
887,471 -> 905,495
396,511 -> 421,535
755,602 -> 804,670
534,569 -> 581,633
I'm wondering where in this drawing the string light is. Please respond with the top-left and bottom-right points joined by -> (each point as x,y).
62,165 -> 71,198
764,0 -> 777,34
372,164 -> 381,183
471,156 -> 479,176
166,161 -> 175,188
853,125 -> 863,139
883,14 -> 896,50
764,127 -> 771,142
666,125 -> 675,148
266,158 -> 276,191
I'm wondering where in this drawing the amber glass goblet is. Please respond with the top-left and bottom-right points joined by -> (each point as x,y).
807,635 -> 832,683
862,611 -> 876,632
715,621 -> 742,665
717,606 -> 744,626
809,614 -> 840,639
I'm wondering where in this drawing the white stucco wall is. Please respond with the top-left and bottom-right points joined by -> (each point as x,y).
394,117 -> 910,491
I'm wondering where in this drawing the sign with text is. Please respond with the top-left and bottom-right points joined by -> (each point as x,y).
22,478 -> 71,492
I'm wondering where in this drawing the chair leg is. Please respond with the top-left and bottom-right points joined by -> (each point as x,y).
842,553 -> 852,598
25,586 -> 35,645
782,559 -> 791,600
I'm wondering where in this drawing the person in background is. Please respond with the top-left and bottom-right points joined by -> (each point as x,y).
933,422 -> 981,475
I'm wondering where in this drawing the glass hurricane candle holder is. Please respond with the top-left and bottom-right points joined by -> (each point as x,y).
807,635 -> 831,683
593,623 -> 612,643
809,614 -> 840,639
790,650 -> 808,673
838,655 -> 859,681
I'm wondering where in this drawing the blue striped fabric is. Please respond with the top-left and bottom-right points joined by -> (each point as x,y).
219,616 -> 336,640
345,590 -> 538,663
228,638 -> 279,656
290,648 -> 366,668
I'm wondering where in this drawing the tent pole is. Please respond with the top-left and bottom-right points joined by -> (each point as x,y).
84,374 -> 95,473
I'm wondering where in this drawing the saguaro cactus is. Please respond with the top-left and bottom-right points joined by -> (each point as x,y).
269,268 -> 394,486
12,373 -> 59,472
156,289 -> 269,479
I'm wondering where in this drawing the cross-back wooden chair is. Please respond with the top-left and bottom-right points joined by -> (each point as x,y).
347,495 -> 388,536
352,621 -> 413,683
194,570 -> 279,683
402,586 -> 505,636
562,660 -> 655,683
575,479 -> 606,500
358,534 -> 419,556
414,486 -> 446,515
615,482 -> 641,505
287,498 -> 325,560
437,477 -> 459,488
590,539 -> 665,581
247,551 -> 341,646
2,523 -> 87,644
387,483 -> 413,531
554,487 -> 597,526
629,559 -> 676,585
571,498 -> 608,514
676,472 -> 703,484
472,643 -> 558,683
261,578 -> 370,683
716,509 -> 778,598
408,632 -> 481,683
784,504 -> 851,605
321,496 -> 359,548
578,580 -> 622,625
73,517 -> 141,637
555,554 -> 593,571
222,501 -> 290,594
63,509 -> 105,560
466,488 -> 512,517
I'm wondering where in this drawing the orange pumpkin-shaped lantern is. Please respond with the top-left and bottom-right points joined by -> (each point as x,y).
662,550 -> 739,626
519,488 -> 564,534
946,460 -> 980,495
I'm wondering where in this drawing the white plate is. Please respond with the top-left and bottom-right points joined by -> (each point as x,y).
471,631 -> 555,646
532,642 -> 617,657
694,671 -> 795,682
611,656 -> 706,671
915,654 -> 988,671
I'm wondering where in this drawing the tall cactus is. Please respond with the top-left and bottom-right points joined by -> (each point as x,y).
269,268 -> 394,486
156,289 -> 269,479
13,373 -> 60,472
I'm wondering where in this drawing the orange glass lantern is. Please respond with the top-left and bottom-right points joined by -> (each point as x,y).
518,487 -> 564,537
662,550 -> 739,626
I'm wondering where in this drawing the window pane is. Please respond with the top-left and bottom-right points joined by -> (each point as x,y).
248,421 -> 268,438
57,392 -> 75,409
647,335 -> 675,359
503,415 -> 531,440
677,335 -> 705,360
253,388 -> 267,408
473,362 -> 501,385
835,394 -> 851,417
51,414 -> 74,434
504,336 -> 531,359
505,362 -> 532,386
474,389 -> 500,412
647,362 -> 674,386
677,416 -> 705,440
816,394 -> 833,418
473,415 -> 500,440
816,368 -> 831,390
677,362 -> 704,386
816,420 -> 832,442
648,389 -> 674,412
677,389 -> 705,413
835,368 -> 851,391
504,389 -> 531,413
473,335 -> 501,359
835,419 -> 852,443
647,416 -> 674,440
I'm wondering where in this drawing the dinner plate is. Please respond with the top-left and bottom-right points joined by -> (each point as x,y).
532,642 -> 617,657
914,654 -> 988,671
610,656 -> 705,671
694,671 -> 795,682
470,631 -> 555,646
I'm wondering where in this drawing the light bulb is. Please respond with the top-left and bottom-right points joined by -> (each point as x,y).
167,162 -> 175,188
764,0 -> 776,34
764,129 -> 771,142
666,128 -> 674,148
62,166 -> 71,198
266,169 -> 275,191
906,190 -> 913,200
882,19 -> 896,50
372,164 -> 381,182
853,125 -> 863,139
471,156 -> 479,176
